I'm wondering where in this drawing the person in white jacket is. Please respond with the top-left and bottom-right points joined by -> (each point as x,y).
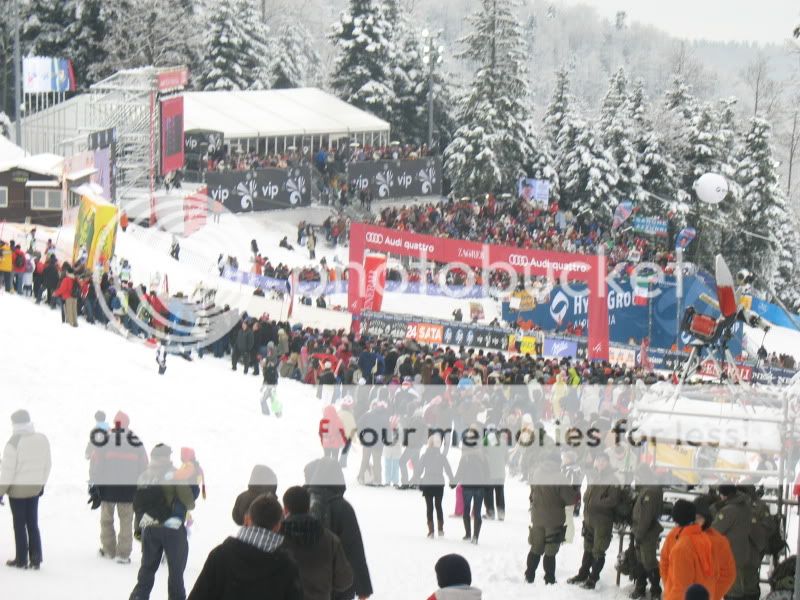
0,409 -> 52,569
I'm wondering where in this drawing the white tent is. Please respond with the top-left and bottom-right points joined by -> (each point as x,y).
183,88 -> 391,153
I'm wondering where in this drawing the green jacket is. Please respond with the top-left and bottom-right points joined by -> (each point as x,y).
712,492 -> 753,566
631,485 -> 663,541
583,467 -> 620,529
530,458 -> 576,528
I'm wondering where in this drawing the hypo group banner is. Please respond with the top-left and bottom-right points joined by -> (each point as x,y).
347,157 -> 442,199
160,96 -> 185,175
206,167 -> 311,212
23,57 -> 76,93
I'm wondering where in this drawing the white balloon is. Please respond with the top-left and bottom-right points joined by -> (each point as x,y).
693,173 -> 729,205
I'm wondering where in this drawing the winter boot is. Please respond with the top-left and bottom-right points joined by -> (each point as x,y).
647,569 -> 661,599
628,576 -> 647,599
525,551 -> 541,583
543,555 -> 557,585
438,525 -> 444,537
473,519 -> 482,543
462,515 -> 471,541
582,556 -> 605,590
427,521 -> 434,539
567,551 -> 593,584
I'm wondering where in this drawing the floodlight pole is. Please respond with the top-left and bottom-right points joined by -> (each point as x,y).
13,0 -> 22,145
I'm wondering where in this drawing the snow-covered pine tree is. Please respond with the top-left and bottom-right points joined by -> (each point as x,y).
543,65 -> 572,157
329,0 -> 395,123
443,0 -> 532,196
664,75 -> 697,120
558,117 -> 619,223
600,67 -> 644,204
237,0 -> 271,89
384,2 -> 425,142
629,78 -> 682,218
22,0 -> 76,59
0,111 -> 10,138
69,0 -> 118,86
734,118 -> 794,294
269,21 -> 322,89
102,0 -> 197,73
197,0 -> 268,91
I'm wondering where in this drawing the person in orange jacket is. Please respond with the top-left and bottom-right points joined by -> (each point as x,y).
693,496 -> 736,600
660,500 -> 715,600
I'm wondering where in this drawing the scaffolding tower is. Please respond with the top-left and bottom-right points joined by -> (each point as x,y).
88,66 -> 186,211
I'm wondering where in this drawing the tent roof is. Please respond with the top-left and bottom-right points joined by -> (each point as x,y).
183,88 -> 390,139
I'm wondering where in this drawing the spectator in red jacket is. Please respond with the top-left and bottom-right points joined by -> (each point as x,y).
319,405 -> 346,461
54,263 -> 78,326
426,554 -> 482,600
11,243 -> 26,294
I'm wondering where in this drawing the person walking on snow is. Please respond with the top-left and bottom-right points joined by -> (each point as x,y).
0,409 -> 52,570
414,435 -> 454,539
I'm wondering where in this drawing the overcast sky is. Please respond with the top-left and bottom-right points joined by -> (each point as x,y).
556,0 -> 799,44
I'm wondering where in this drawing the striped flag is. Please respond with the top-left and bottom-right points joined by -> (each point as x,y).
633,276 -> 653,306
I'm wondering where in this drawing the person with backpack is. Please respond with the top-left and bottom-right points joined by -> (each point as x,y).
567,451 -> 620,589
89,411 -> 149,564
304,458 -> 373,600
187,494 -> 303,600
693,496 -> 736,600
0,409 -> 52,569
280,486 -> 353,600
660,500 -> 715,600
129,444 -> 197,600
629,463 -> 664,599
525,450 -> 576,585
712,485 -> 754,600
232,465 -> 278,526
740,485 -> 779,600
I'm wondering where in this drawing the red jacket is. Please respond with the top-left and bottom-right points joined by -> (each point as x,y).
54,275 -> 75,300
11,249 -> 26,273
319,406 -> 346,449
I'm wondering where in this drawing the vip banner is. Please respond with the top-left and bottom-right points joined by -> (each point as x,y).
160,96 -> 185,175
363,254 -> 388,313
206,167 -> 311,212
347,157 -> 443,199
185,130 -> 224,156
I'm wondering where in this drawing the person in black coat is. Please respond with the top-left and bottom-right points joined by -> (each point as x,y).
42,255 -> 59,307
232,464 -> 279,526
453,435 -> 490,544
414,436 -> 454,538
187,495 -> 303,600
231,321 -> 255,374
280,486 -> 353,600
304,459 -> 373,600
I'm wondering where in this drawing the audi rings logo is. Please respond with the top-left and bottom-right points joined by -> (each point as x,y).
365,232 -> 385,244
508,254 -> 530,266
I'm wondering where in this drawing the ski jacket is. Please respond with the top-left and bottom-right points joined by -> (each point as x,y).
705,526 -> 736,600
660,524 -> 715,600
425,586 -> 483,600
712,492 -> 753,566
0,425 -> 52,499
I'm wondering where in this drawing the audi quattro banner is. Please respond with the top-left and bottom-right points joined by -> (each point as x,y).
205,167 -> 311,212
347,157 -> 443,199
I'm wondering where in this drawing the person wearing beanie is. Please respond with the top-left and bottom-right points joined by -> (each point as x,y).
85,410 -> 110,460
711,485 -> 754,600
88,411 -> 148,564
0,410 -> 51,569
684,583 -> 709,600
232,465 -> 278,526
129,443 -> 196,600
660,500 -> 715,600
426,554 -> 482,599
567,451 -> 620,589
694,496 -> 736,600
629,464 -> 663,599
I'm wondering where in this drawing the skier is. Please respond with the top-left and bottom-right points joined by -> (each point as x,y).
169,236 -> 180,261
260,359 -> 280,416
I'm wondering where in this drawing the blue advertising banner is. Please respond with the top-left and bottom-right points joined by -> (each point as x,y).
632,216 -> 668,237
502,275 -> 744,353
542,337 -> 578,357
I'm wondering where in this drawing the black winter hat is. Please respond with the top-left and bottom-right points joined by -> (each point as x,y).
672,499 -> 697,527
684,583 -> 709,600
693,496 -> 714,526
11,409 -> 30,424
151,443 -> 172,459
718,484 -> 737,498
435,554 -> 472,588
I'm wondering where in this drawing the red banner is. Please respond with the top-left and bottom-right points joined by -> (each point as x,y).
157,68 -> 189,91
348,223 -> 609,360
362,253 -> 387,313
160,96 -> 184,175
183,188 -> 207,236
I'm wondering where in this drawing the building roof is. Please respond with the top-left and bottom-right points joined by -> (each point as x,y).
0,152 -> 64,177
0,136 -> 28,163
183,88 -> 391,139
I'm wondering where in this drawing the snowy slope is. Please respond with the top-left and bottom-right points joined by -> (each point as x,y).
0,292 -> 633,600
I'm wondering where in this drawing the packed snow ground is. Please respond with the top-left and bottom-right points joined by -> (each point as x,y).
1,292 -> 634,600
